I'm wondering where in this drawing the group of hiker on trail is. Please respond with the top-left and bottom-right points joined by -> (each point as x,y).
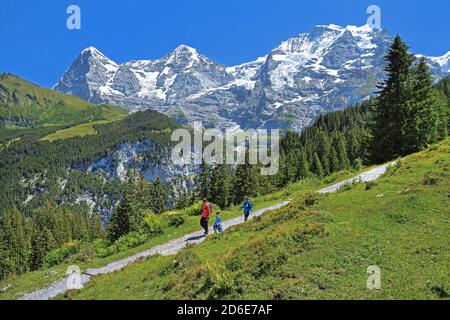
200,196 -> 254,236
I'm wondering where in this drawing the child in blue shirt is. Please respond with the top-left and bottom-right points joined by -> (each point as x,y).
213,212 -> 224,234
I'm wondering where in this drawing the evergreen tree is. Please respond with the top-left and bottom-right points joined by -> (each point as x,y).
311,153 -> 324,177
30,225 -> 55,270
318,132 -> 331,174
372,37 -> 449,161
107,195 -> 133,242
195,161 -> 211,199
372,35 -> 415,162
279,153 -> 297,186
347,129 -> 360,161
232,150 -> 259,204
295,148 -> 309,180
403,58 -> 448,152
127,170 -> 153,211
329,147 -> 340,173
209,164 -> 232,209
334,133 -> 351,170
436,76 -> 450,99
151,178 -> 168,214
174,189 -> 195,210
352,158 -> 364,171
88,213 -> 106,241
435,76 -> 450,132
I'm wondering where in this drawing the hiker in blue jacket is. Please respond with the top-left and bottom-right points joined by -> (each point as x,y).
241,196 -> 254,222
213,212 -> 224,234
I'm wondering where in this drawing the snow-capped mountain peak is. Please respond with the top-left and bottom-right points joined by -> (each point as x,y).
78,46 -> 118,68
81,46 -> 106,57
53,46 -> 119,101
430,51 -> 450,71
164,44 -> 205,69
272,24 -> 382,65
171,44 -> 199,56
54,24 -> 449,132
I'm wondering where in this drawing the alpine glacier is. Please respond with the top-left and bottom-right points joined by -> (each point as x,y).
54,24 -> 450,132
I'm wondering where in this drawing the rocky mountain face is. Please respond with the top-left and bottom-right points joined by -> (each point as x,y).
54,24 -> 450,132
74,139 -> 198,186
68,139 -> 198,221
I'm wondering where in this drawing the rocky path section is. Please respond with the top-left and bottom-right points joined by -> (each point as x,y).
20,164 -> 390,300
317,164 -> 390,194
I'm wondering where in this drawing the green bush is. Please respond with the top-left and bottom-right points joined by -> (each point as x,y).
339,182 -> 356,192
106,244 -> 118,256
115,233 -> 135,251
182,201 -> 203,216
93,239 -> 108,252
97,232 -> 149,259
73,242 -> 97,263
304,193 -> 319,207
429,284 -> 449,299
142,213 -> 163,236
204,264 -> 236,299
423,172 -> 441,185
44,240 -> 80,267
225,236 -> 288,278
352,158 -> 364,171
163,211 -> 187,228
385,213 -> 412,224
172,250 -> 201,272
112,232 -> 149,254
96,247 -> 109,258
365,181 -> 378,190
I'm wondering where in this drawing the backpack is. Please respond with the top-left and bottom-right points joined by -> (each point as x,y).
244,200 -> 253,212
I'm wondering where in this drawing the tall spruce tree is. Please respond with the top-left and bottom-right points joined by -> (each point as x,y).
401,58 -> 442,153
372,35 -> 415,162
329,147 -> 340,173
151,178 -> 168,214
126,170 -> 153,211
318,132 -> 331,175
196,161 -> 211,199
279,153 -> 297,185
311,153 -> 324,177
107,194 -> 134,242
334,133 -> 351,170
30,225 -> 55,270
209,164 -> 232,209
295,148 -> 310,180
373,37 -> 448,161
232,150 -> 259,204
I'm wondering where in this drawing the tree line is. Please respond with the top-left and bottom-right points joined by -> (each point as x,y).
0,202 -> 104,279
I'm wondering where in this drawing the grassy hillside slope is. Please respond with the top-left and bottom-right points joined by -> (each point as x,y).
63,139 -> 449,300
0,73 -> 126,128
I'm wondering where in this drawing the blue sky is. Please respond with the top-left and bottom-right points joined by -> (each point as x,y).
0,0 -> 448,88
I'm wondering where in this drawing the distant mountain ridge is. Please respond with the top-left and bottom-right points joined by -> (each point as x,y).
54,24 -> 450,132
